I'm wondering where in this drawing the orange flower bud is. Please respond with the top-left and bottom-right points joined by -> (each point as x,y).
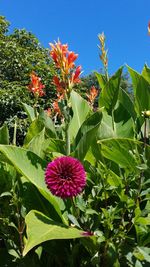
86,86 -> 98,104
28,71 -> 45,97
70,66 -> 81,84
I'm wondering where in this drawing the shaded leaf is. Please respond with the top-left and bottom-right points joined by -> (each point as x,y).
0,123 -> 9,144
99,67 -> 123,113
0,145 -> 64,222
73,111 -> 102,160
23,210 -> 86,256
69,90 -> 90,142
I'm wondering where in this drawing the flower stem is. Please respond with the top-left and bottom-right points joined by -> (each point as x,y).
34,97 -> 38,118
65,123 -> 70,155
144,118 -> 147,147
12,117 -> 17,146
112,109 -> 115,132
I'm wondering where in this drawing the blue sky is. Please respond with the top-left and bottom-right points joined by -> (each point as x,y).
0,0 -> 150,75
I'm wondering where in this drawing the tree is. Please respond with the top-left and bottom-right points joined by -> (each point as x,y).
0,16 -> 56,143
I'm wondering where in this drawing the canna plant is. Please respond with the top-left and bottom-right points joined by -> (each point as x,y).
0,36 -> 149,267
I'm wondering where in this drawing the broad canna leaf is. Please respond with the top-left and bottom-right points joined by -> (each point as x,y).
0,124 -> 9,144
38,110 -> 56,138
24,118 -> 45,146
72,111 -> 102,160
27,128 -> 46,157
97,138 -> 142,170
113,101 -> 134,138
95,72 -> 107,90
69,90 -> 90,142
128,66 -> 150,116
0,145 -> 64,222
22,102 -> 35,122
97,107 -> 134,140
23,210 -> 87,256
99,67 -> 123,113
24,114 -> 56,147
141,64 -> 150,84
118,88 -> 136,120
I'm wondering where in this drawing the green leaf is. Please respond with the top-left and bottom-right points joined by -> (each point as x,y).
73,111 -> 102,160
97,138 -> 141,169
22,102 -> 35,122
42,138 -> 65,155
24,113 -> 56,146
97,107 -> 134,140
113,101 -> 134,138
107,170 -> 122,187
24,118 -> 45,146
69,90 -> 90,142
38,110 -> 56,138
134,217 -> 150,226
0,123 -> 9,144
128,66 -> 150,115
99,67 -> 123,113
0,145 -> 63,222
96,111 -> 115,139
118,88 -> 136,120
133,247 -> 150,263
28,128 -> 46,157
141,64 -> 150,84
23,210 -> 86,256
95,72 -> 107,90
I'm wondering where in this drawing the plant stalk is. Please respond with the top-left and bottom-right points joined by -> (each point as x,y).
12,118 -> 17,146
144,118 -> 147,147
65,123 -> 70,155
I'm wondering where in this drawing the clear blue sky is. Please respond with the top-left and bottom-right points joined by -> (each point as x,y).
0,0 -> 150,76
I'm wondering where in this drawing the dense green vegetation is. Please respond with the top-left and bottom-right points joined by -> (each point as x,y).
0,16 -> 150,267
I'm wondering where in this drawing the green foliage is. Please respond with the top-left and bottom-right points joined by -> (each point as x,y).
23,210 -> 86,256
0,19 -> 150,266
0,16 -> 56,145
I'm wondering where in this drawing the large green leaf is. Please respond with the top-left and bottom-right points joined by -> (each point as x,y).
99,67 -> 123,113
28,128 -> 46,157
72,111 -> 102,160
38,110 -> 56,138
24,114 -> 56,146
97,138 -> 142,170
128,66 -> 150,115
141,64 -> 150,84
113,101 -> 134,138
118,88 -> 136,120
0,124 -> 9,144
96,111 -> 115,139
42,138 -> 65,155
23,210 -> 86,256
95,72 -> 107,90
0,145 -> 63,221
22,102 -> 35,122
24,118 -> 45,146
69,90 -> 90,142
97,107 -> 134,140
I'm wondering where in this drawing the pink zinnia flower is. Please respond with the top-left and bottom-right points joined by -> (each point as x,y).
45,156 -> 86,199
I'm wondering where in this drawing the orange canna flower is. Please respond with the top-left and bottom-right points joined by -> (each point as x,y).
53,76 -> 65,94
45,108 -> 51,117
50,40 -> 80,79
86,86 -> 98,104
53,100 -> 61,115
28,71 -> 45,97
70,66 -> 81,84
49,41 -> 68,69
67,51 -> 78,69
50,40 -> 82,106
